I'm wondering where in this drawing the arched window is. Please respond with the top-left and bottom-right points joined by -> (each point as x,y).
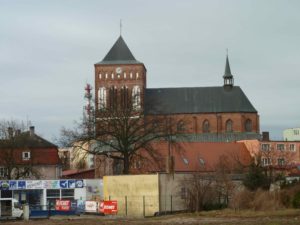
225,119 -> 233,132
109,86 -> 117,110
193,117 -> 197,133
202,120 -> 210,133
132,85 -> 141,110
245,119 -> 252,132
121,86 -> 129,109
177,120 -> 185,133
98,87 -> 106,109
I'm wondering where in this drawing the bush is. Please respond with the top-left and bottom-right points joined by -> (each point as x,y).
280,183 -> 300,208
229,189 -> 283,211
203,203 -> 227,211
229,189 -> 254,210
243,163 -> 271,191
292,192 -> 300,208
251,189 -> 282,211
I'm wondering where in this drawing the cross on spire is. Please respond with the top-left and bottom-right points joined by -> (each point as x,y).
120,19 -> 122,36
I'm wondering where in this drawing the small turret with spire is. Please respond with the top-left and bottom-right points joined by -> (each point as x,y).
223,50 -> 234,89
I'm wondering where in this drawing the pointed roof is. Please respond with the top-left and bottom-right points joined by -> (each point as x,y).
0,131 -> 57,149
223,55 -> 233,78
95,36 -> 142,65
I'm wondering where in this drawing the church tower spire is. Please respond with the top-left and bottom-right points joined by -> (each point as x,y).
223,52 -> 234,88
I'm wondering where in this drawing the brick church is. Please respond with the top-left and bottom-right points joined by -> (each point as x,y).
94,35 -> 260,142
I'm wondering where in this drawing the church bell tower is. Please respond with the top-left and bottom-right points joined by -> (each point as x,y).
94,36 -> 146,113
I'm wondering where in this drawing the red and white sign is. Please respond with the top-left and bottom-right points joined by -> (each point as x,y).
85,200 -> 98,212
99,200 -> 118,214
55,200 -> 71,211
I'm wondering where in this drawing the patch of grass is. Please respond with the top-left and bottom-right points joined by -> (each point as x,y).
191,208 -> 300,218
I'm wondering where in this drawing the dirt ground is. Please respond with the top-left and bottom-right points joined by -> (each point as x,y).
2,210 -> 300,225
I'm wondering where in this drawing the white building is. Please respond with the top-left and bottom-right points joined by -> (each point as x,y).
283,128 -> 300,141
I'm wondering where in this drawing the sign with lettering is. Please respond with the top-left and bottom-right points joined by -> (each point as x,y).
26,180 -> 43,189
99,200 -> 118,215
43,180 -> 60,189
85,201 -> 98,213
55,200 -> 71,211
0,179 -> 85,190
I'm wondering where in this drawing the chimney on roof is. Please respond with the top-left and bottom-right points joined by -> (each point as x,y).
29,126 -> 35,137
8,127 -> 13,139
262,131 -> 269,141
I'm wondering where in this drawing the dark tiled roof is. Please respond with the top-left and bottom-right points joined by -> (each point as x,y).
144,86 -> 257,115
95,36 -> 142,65
0,131 -> 57,149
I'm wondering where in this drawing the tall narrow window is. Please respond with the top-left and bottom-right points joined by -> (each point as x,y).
98,87 -> 106,110
225,119 -> 233,132
109,86 -> 118,110
202,120 -> 210,133
132,86 -> 141,110
245,119 -> 252,132
121,86 -> 129,109
193,117 -> 197,133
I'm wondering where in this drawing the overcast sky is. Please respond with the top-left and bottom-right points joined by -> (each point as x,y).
0,0 -> 299,141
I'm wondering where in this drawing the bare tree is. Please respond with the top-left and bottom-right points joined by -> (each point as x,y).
213,155 -> 236,207
184,172 -> 215,211
60,95 -> 184,174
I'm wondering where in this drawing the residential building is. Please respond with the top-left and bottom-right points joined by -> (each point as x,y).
240,133 -> 300,170
58,145 -> 95,171
283,128 -> 300,141
0,126 -> 61,180
95,142 -> 252,177
259,140 -> 300,167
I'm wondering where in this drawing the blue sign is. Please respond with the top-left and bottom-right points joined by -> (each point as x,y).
0,179 -> 85,190
68,180 -> 75,188
59,180 -> 68,188
17,180 -> 26,189
9,181 -> 17,190
0,181 -> 9,190
75,180 -> 84,188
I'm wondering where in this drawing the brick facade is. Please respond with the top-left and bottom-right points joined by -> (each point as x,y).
94,64 -> 259,134
94,64 -> 146,111
94,36 -> 260,135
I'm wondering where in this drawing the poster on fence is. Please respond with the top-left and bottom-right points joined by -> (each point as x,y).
85,200 -> 98,212
99,200 -> 118,215
55,200 -> 71,211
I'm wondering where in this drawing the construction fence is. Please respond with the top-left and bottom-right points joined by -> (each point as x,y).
104,194 -> 188,217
